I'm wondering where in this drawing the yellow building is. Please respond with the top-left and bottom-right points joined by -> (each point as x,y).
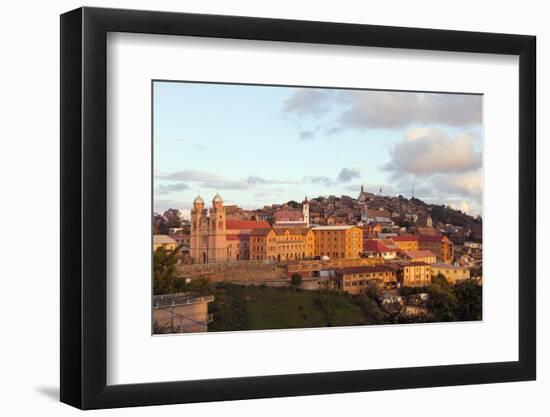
390,235 -> 419,252
335,265 -> 397,294
311,226 -> 363,259
431,263 -> 470,284
399,262 -> 432,287
153,235 -> 177,252
249,227 -> 314,261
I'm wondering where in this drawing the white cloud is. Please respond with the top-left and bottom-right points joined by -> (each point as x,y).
340,90 -> 482,129
383,128 -> 481,176
282,88 -> 482,132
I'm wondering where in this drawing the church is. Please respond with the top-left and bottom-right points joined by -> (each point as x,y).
189,193 -> 272,264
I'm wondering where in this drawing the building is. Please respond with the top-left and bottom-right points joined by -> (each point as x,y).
153,293 -> 214,333
190,193 -> 271,263
249,227 -> 315,261
418,235 -> 454,264
390,235 -> 419,252
335,265 -> 397,294
153,234 -> 177,251
393,261 -> 432,287
358,185 -> 369,223
364,239 -> 398,260
273,197 -> 310,227
402,250 -> 437,264
431,262 -> 470,284
312,225 -> 364,259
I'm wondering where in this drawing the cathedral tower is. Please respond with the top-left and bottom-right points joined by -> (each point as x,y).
207,193 -> 227,262
190,195 -> 209,263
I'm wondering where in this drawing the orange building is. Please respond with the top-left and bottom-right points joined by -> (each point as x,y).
398,261 -> 432,287
390,235 -> 419,252
335,265 -> 397,294
418,235 -> 454,264
311,226 -> 363,259
249,227 -> 315,261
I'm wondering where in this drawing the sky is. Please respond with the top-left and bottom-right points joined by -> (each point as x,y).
154,81 -> 483,218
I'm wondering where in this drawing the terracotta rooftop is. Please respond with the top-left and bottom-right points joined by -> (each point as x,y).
226,220 -> 271,230
364,239 -> 395,253
403,250 -> 436,259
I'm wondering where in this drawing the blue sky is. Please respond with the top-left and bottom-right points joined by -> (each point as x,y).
154,81 -> 483,217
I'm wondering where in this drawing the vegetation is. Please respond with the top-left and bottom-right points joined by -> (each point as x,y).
153,245 -> 213,296
153,245 -> 184,294
205,276 -> 482,331
291,273 -> 303,288
208,284 -> 368,331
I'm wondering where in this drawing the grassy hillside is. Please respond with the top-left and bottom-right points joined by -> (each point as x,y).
208,284 -> 369,332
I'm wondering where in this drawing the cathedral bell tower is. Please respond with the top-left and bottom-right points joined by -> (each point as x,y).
207,193 -> 227,262
190,195 -> 208,263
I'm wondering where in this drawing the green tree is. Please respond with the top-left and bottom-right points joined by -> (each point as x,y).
291,273 -> 303,288
185,277 -> 213,296
427,273 -> 458,321
153,244 -> 184,295
453,280 -> 482,321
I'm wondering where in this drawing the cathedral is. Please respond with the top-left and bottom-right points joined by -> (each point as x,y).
189,193 -> 228,264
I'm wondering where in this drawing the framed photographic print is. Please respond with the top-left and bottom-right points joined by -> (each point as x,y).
60,6 -> 536,409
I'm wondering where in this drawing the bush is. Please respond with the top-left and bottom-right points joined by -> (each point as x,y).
291,273 -> 303,288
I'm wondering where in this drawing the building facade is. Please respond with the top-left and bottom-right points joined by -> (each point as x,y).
418,235 -> 454,264
396,261 -> 432,287
431,263 -> 470,284
249,227 -> 315,261
391,235 -> 420,252
335,265 -> 397,294
312,225 -> 364,259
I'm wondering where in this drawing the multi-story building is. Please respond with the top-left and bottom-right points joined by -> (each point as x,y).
249,227 -> 314,261
311,225 -> 363,259
418,235 -> 454,264
390,235 -> 419,252
393,261 -> 432,287
431,263 -> 470,284
335,265 -> 397,294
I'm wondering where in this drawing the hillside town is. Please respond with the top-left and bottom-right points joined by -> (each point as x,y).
153,186 -> 483,333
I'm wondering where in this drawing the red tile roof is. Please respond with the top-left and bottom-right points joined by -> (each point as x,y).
364,239 -> 395,253
226,220 -> 271,230
403,250 -> 436,259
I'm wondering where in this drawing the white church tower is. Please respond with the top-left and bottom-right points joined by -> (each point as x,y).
302,196 -> 310,227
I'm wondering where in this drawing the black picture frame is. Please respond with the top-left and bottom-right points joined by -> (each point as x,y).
60,6 -> 536,410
